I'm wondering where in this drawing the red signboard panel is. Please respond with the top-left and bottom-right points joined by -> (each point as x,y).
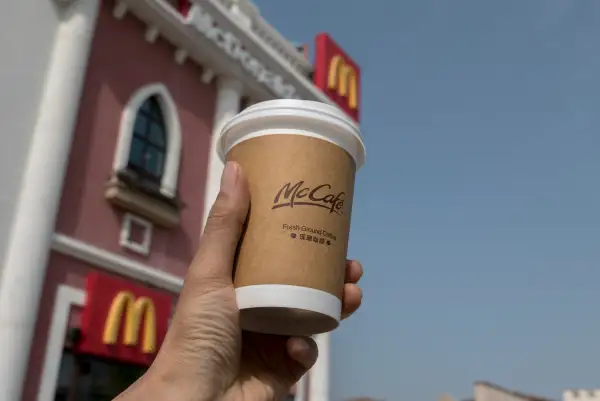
76,272 -> 173,366
313,33 -> 361,122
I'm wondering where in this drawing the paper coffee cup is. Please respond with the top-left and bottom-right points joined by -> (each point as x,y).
218,99 -> 366,336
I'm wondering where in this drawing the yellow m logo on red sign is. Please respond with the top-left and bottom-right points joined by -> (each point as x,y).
327,55 -> 358,110
102,291 -> 157,354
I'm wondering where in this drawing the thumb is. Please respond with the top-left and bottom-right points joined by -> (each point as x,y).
272,336 -> 319,398
241,335 -> 318,399
191,161 -> 250,280
287,336 -> 319,375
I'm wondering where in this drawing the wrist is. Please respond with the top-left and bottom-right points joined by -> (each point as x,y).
113,365 -> 216,401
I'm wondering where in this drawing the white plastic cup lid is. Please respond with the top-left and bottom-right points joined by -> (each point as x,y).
217,99 -> 366,169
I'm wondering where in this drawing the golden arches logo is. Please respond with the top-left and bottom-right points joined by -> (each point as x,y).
102,291 -> 157,354
327,55 -> 358,110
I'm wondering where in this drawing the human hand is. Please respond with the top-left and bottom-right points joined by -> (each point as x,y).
114,162 -> 363,401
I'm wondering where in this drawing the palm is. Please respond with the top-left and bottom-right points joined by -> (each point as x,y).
224,333 -> 300,401
167,255 -> 360,401
214,285 -> 301,401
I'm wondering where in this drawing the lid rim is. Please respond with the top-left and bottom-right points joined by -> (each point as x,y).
218,100 -> 366,169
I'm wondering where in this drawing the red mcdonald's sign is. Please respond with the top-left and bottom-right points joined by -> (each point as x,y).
76,272 -> 173,366
313,33 -> 361,122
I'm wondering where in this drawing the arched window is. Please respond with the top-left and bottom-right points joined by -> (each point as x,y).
112,83 -> 182,199
127,96 -> 167,183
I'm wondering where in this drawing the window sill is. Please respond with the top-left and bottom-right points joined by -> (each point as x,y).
104,172 -> 181,228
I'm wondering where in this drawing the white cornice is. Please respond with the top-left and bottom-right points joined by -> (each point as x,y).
120,0 -> 334,104
113,1 -> 128,19
195,0 -> 313,74
51,233 -> 184,293
200,0 -> 330,102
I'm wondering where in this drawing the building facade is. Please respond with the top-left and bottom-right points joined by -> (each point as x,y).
564,390 -> 600,401
0,1 -> 361,401
441,382 -> 554,401
473,382 -> 553,401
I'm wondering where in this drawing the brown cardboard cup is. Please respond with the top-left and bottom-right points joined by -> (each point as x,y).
218,99 -> 366,336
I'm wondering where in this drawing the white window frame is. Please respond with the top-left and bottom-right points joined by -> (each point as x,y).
37,285 -> 85,401
119,213 -> 153,256
113,83 -> 182,198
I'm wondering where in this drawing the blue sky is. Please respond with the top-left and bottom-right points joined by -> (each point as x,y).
254,1 -> 600,400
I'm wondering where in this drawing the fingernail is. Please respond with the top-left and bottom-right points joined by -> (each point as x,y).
288,337 -> 317,369
296,338 -> 310,353
221,162 -> 239,195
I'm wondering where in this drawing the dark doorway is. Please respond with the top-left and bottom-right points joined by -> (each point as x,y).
53,350 -> 146,401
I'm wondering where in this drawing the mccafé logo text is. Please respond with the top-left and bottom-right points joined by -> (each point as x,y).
272,181 -> 346,215
327,55 -> 358,110
102,291 -> 157,354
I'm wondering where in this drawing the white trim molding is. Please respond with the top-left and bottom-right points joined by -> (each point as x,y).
51,234 -> 184,293
295,375 -> 307,401
122,0 -> 335,105
113,83 -> 182,198
174,48 -> 188,65
0,0 -> 101,398
145,25 -> 160,43
309,334 -> 331,401
201,68 -> 215,84
113,1 -> 128,19
185,3 -> 298,99
37,285 -> 85,401
119,213 -> 153,256
202,76 -> 243,230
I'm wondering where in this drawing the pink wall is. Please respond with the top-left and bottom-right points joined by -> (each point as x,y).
54,0 -> 216,278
